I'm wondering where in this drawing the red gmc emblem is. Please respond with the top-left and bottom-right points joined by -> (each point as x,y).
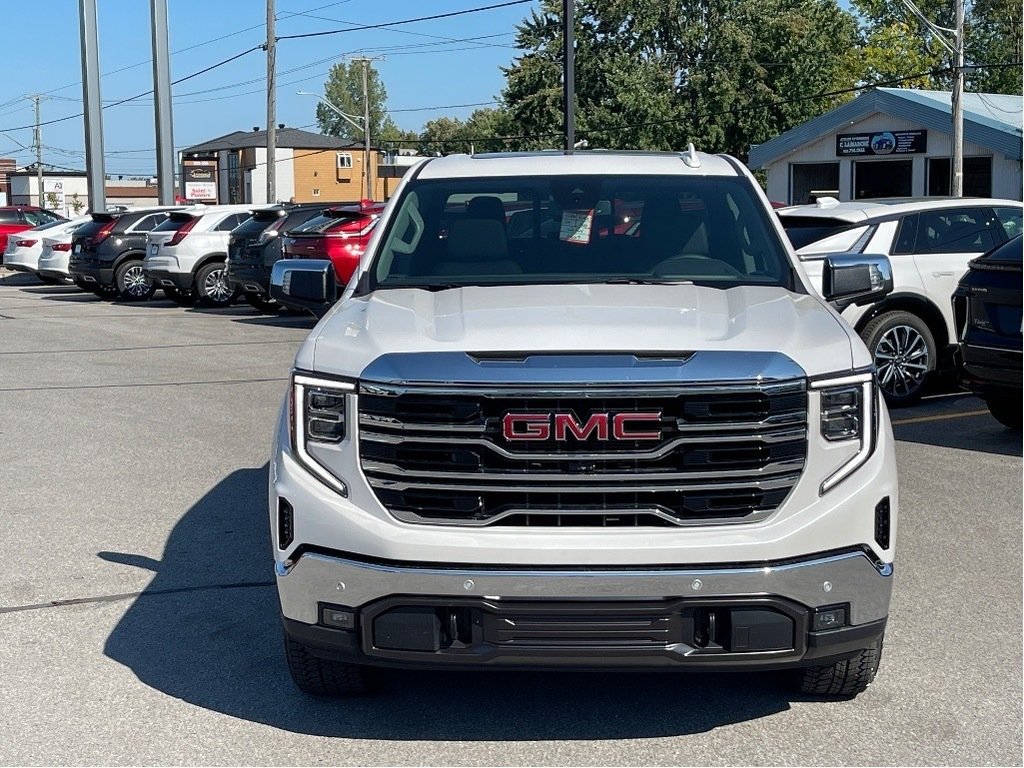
502,412 -> 662,441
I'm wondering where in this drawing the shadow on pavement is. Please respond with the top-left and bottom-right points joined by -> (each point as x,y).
102,466 -> 793,739
891,392 -> 1022,457
232,313 -> 318,329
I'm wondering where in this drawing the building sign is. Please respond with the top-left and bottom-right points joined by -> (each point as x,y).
836,130 -> 927,157
183,161 -> 218,202
42,179 -> 66,215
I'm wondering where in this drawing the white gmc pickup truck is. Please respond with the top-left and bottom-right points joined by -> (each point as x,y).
268,150 -> 898,699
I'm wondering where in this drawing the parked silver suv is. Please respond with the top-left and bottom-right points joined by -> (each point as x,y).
269,150 -> 898,699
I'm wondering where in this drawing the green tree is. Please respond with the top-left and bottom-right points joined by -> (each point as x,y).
417,108 -> 512,154
500,0 -> 862,159
316,60 -> 400,143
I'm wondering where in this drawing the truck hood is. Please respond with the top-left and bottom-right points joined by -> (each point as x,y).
298,283 -> 866,379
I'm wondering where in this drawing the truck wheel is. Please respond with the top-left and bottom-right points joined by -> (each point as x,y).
283,633 -> 371,696
244,292 -> 281,314
163,286 -> 196,306
862,311 -> 935,406
195,262 -> 235,307
115,260 -> 156,301
797,637 -> 882,698
985,396 -> 1022,429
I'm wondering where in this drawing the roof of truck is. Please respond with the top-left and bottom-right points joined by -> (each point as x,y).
416,150 -> 742,180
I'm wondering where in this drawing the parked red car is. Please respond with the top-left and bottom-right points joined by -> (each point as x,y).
281,200 -> 386,285
0,206 -> 66,259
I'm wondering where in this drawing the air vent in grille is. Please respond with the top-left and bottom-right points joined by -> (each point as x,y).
358,380 -> 807,526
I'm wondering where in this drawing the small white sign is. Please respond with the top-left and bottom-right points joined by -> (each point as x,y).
184,181 -> 216,200
559,209 -> 594,245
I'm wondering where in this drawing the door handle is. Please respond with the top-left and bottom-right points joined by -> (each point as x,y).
932,271 -> 955,277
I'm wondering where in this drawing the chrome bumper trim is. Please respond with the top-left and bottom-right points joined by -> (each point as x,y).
276,549 -> 893,627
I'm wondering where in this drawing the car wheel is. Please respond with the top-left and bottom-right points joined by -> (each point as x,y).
797,636 -> 883,698
283,632 -> 372,696
244,292 -> 281,314
195,262 -> 236,307
985,395 -> 1022,430
91,283 -> 119,300
163,286 -> 196,306
115,260 -> 156,301
39,274 -> 62,285
862,311 -> 935,406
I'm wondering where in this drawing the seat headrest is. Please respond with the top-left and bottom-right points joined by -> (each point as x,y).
465,196 -> 507,222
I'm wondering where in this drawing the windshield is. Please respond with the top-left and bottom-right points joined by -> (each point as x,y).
369,175 -> 793,290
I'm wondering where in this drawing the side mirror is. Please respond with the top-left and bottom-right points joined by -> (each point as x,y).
822,253 -> 893,311
270,259 -> 337,317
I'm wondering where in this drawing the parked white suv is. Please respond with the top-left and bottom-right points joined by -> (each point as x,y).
4,216 -> 90,282
267,150 -> 899,699
778,198 -> 1023,404
143,204 -> 253,306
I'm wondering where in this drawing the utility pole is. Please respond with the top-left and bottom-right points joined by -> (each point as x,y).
351,56 -> 374,201
563,0 -> 575,152
266,0 -> 276,204
951,0 -> 965,197
898,0 -> 965,196
150,0 -> 175,205
78,0 -> 106,211
28,95 -> 47,208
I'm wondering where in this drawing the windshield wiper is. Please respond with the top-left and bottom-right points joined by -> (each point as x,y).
596,277 -> 695,285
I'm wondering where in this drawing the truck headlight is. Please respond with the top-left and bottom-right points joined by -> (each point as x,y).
290,372 -> 354,495
812,372 -> 876,494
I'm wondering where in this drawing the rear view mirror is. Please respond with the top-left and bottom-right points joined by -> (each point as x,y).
822,253 -> 893,311
270,259 -> 337,317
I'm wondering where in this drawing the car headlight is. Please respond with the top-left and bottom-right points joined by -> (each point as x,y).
812,371 -> 876,494
290,372 -> 354,495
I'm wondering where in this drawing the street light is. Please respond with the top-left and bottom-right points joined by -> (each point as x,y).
297,90 -> 371,201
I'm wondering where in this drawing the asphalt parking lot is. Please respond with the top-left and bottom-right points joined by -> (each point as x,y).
0,270 -> 1020,766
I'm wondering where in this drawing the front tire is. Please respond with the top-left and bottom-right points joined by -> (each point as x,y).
862,311 -> 936,406
283,633 -> 372,696
115,260 -> 156,301
797,637 -> 883,698
195,261 -> 236,307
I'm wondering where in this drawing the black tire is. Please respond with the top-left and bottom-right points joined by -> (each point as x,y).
163,286 -> 196,306
115,260 -> 156,301
283,633 -> 371,696
195,261 -> 236,307
39,274 -> 62,285
861,311 -> 936,406
797,637 -> 883,698
985,396 -> 1023,430
91,283 -> 119,300
244,291 -> 281,314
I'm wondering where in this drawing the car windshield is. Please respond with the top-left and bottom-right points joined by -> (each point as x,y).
370,175 -> 792,290
977,235 -> 1022,264
779,216 -> 860,250
291,211 -> 365,235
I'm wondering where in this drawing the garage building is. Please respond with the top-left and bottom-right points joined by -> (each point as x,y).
749,88 -> 1022,205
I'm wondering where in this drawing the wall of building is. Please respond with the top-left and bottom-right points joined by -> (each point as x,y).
764,111 -> 1022,203
10,175 -> 89,214
292,147 -> 384,203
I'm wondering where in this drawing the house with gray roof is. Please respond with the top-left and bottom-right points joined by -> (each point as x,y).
748,88 -> 1022,204
179,126 -> 386,204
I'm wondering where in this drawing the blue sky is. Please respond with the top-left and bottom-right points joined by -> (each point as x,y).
0,0 -> 538,177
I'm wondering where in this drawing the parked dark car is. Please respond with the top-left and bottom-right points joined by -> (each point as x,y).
280,201 -> 386,287
226,202 -> 356,313
952,234 -> 1022,428
68,208 -> 180,300
0,206 -> 65,258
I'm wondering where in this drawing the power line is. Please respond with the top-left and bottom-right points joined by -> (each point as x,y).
277,0 -> 533,41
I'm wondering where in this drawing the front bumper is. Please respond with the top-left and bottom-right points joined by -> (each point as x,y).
277,549 -> 891,670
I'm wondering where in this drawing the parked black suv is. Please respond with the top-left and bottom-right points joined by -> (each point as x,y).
69,208 -> 180,300
952,235 -> 1023,428
226,202 -> 354,313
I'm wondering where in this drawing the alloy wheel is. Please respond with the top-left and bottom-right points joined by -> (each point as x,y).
873,324 -> 930,398
203,267 -> 233,303
122,264 -> 151,298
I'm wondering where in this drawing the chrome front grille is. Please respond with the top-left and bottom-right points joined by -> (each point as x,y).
358,380 -> 807,526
